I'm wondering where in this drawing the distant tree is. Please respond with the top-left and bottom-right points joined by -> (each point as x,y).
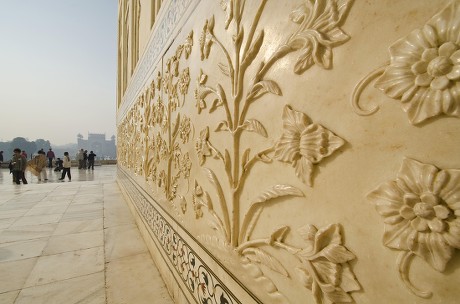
10,137 -> 37,159
35,139 -> 51,151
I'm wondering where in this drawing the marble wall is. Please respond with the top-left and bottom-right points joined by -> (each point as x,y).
116,0 -> 460,303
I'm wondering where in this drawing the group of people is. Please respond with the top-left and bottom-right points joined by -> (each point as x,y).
76,149 -> 97,170
5,147 -> 96,185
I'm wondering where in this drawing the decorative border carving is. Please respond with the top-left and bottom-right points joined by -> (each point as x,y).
119,0 -> 195,120
118,169 -> 242,304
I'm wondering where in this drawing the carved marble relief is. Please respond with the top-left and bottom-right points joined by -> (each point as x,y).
352,1 -> 460,125
192,1 -> 359,302
368,158 -> 460,298
118,30 -> 194,216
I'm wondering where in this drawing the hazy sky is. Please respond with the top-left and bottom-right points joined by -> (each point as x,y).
0,1 -> 117,145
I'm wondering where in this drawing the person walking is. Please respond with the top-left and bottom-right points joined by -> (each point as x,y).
76,149 -> 84,169
83,150 -> 88,169
27,150 -> 48,181
59,152 -> 71,181
87,151 -> 96,170
11,148 -> 28,184
46,148 -> 55,168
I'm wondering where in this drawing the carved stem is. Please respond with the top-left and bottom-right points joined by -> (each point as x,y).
236,239 -> 300,255
210,35 -> 235,94
237,146 -> 274,192
241,0 -> 268,67
351,64 -> 387,116
397,251 -> 432,298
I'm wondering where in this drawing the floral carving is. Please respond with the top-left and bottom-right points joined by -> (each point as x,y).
353,1 -> 460,124
287,0 -> 352,73
117,32 -> 195,205
368,158 -> 460,298
192,1 -> 357,302
275,105 -> 345,186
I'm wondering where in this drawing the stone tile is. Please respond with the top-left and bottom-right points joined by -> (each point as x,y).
0,238 -> 48,262
10,214 -> 62,228
0,224 -> 57,244
15,272 -> 105,304
104,204 -> 135,228
0,258 -> 37,293
0,209 -> 27,220
24,205 -> 68,216
61,209 -> 103,222
0,218 -> 16,230
43,230 -> 103,255
24,246 -> 104,287
66,203 -> 103,213
0,290 -> 19,304
106,253 -> 173,304
104,224 -> 147,262
53,218 -> 103,236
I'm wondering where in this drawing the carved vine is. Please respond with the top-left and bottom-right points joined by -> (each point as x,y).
352,1 -> 460,125
368,158 -> 460,298
193,1 -> 358,302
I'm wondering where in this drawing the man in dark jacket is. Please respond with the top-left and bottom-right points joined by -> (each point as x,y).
87,151 -> 97,170
11,148 -> 28,184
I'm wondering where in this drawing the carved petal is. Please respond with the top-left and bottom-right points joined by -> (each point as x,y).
293,158 -> 314,186
412,232 -> 453,272
382,220 -> 414,250
397,158 -> 438,195
282,105 -> 310,132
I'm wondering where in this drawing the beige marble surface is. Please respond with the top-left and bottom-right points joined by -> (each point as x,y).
0,166 -> 173,304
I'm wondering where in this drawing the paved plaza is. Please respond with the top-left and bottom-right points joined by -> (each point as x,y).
0,165 -> 173,304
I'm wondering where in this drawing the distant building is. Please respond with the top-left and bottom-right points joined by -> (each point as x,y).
77,133 -> 116,159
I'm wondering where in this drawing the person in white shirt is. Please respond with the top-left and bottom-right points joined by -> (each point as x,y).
59,152 -> 71,181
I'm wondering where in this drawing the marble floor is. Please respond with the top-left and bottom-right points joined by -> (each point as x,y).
0,166 -> 174,304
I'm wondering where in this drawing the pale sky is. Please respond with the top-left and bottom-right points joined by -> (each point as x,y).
0,1 -> 117,145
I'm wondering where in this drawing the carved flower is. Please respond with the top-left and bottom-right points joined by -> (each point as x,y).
195,127 -> 212,165
199,17 -> 214,60
184,31 -> 193,59
274,105 -> 345,186
220,0 -> 233,29
194,71 -> 208,114
375,2 -> 460,124
295,224 -> 360,303
192,181 -> 205,218
287,0 -> 352,73
178,67 -> 191,95
368,158 -> 460,271
179,115 -> 191,144
156,71 -> 162,91
158,170 -> 166,189
180,152 -> 192,178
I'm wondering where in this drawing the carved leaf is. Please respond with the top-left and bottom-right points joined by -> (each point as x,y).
224,149 -> 231,175
209,99 -> 221,113
240,185 -> 304,242
243,247 -> 289,277
243,30 -> 265,67
269,226 -> 290,245
218,62 -> 230,77
172,113 -> 180,138
215,121 -> 229,132
256,152 -> 272,163
242,148 -> 250,171
249,80 -> 282,100
241,119 -> 268,137
254,185 -> 304,204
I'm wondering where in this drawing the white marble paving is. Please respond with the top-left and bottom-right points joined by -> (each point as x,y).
0,166 -> 173,304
